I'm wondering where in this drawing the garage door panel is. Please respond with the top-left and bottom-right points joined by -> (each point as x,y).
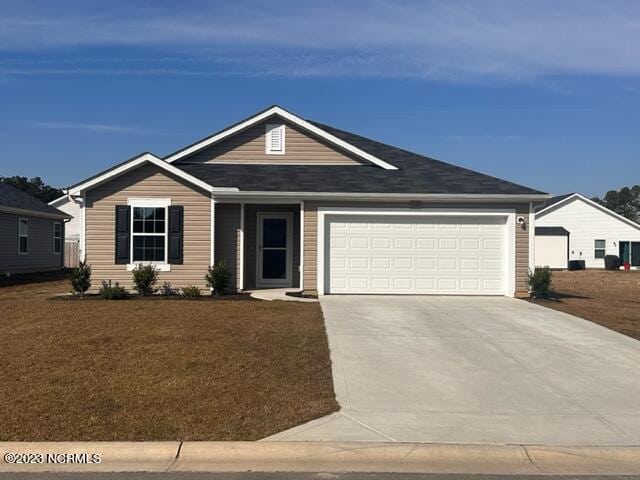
327,215 -> 506,295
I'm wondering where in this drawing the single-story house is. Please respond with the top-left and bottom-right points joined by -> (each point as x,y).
64,106 -> 548,296
0,183 -> 71,275
535,192 -> 640,269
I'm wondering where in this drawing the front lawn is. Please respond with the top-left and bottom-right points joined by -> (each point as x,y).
531,269 -> 640,340
0,274 -> 337,441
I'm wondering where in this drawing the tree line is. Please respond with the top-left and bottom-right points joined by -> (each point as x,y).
0,176 -> 64,204
592,185 -> 640,223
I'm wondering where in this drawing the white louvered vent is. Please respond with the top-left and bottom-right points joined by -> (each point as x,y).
265,123 -> 285,155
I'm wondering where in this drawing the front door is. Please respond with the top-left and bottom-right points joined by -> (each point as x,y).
257,213 -> 291,287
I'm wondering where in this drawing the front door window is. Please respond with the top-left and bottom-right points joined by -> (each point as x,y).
258,215 -> 290,286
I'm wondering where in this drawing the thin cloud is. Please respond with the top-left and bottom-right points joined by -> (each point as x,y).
24,120 -> 160,134
446,134 -> 525,142
0,1 -> 639,80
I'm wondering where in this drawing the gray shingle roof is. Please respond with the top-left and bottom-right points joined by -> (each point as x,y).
177,121 -> 545,195
0,183 -> 69,218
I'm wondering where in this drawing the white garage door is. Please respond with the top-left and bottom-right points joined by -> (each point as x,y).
327,215 -> 507,295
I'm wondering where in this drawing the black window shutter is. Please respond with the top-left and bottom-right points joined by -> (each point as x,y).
115,205 -> 131,264
168,205 -> 184,264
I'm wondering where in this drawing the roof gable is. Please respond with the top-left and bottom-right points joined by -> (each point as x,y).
178,117 -> 364,166
164,106 -> 398,170
536,193 -> 640,231
66,153 -> 234,195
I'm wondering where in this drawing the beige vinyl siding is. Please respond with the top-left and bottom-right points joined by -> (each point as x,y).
302,201 -> 530,295
214,203 -> 241,291
180,119 -> 363,165
85,164 -> 211,292
244,204 -> 300,289
0,212 -> 63,274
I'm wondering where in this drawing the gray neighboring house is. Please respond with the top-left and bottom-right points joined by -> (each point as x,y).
0,183 -> 71,275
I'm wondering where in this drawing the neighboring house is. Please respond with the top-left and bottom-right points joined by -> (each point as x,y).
64,106 -> 548,296
535,193 -> 640,269
49,195 -> 81,241
0,183 -> 71,275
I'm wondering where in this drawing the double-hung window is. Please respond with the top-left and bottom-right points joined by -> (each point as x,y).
53,222 -> 62,254
594,239 -> 606,259
18,218 -> 28,254
132,206 -> 167,262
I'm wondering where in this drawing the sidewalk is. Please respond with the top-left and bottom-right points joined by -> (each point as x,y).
1,441 -> 639,475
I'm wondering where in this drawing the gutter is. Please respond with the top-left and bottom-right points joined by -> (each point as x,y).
210,191 -> 551,202
0,205 -> 72,221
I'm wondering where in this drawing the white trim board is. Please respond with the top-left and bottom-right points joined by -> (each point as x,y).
299,201 -> 305,292
49,195 -> 68,206
239,202 -> 245,291
316,207 -> 516,297
536,193 -> 640,231
163,106 -> 398,170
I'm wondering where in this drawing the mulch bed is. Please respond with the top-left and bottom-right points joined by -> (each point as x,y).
0,276 -> 337,441
529,270 -> 640,340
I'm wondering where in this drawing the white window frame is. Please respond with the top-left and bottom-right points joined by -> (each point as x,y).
18,218 -> 28,255
265,123 -> 286,155
594,239 -> 606,259
53,221 -> 62,254
126,198 -> 171,272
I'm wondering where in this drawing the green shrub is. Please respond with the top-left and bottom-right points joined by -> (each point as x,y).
99,280 -> 127,300
161,281 -> 177,296
132,264 -> 159,296
70,261 -> 91,296
182,285 -> 202,298
528,266 -> 553,299
205,260 -> 231,295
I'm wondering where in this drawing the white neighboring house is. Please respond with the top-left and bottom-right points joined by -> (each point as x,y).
49,195 -> 81,241
535,193 -> 640,269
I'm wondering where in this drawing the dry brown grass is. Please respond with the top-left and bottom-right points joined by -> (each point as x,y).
531,270 -> 640,340
0,274 -> 337,441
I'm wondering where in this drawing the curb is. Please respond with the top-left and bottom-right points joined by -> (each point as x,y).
0,442 -> 179,472
1,441 -> 639,475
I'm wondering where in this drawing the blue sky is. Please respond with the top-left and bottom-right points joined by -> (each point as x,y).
1,0 -> 639,197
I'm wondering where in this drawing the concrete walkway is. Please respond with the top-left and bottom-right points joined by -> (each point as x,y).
267,296 -> 640,445
248,288 -> 318,302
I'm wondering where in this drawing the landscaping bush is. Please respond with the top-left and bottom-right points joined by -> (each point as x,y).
70,261 -> 91,296
182,285 -> 202,298
528,266 -> 553,299
99,280 -> 127,300
132,264 -> 159,296
205,260 -> 231,295
161,281 -> 178,296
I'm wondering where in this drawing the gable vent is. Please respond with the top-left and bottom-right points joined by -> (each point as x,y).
266,123 -> 285,155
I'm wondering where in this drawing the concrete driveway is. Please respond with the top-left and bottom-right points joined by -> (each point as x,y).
267,296 -> 640,445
